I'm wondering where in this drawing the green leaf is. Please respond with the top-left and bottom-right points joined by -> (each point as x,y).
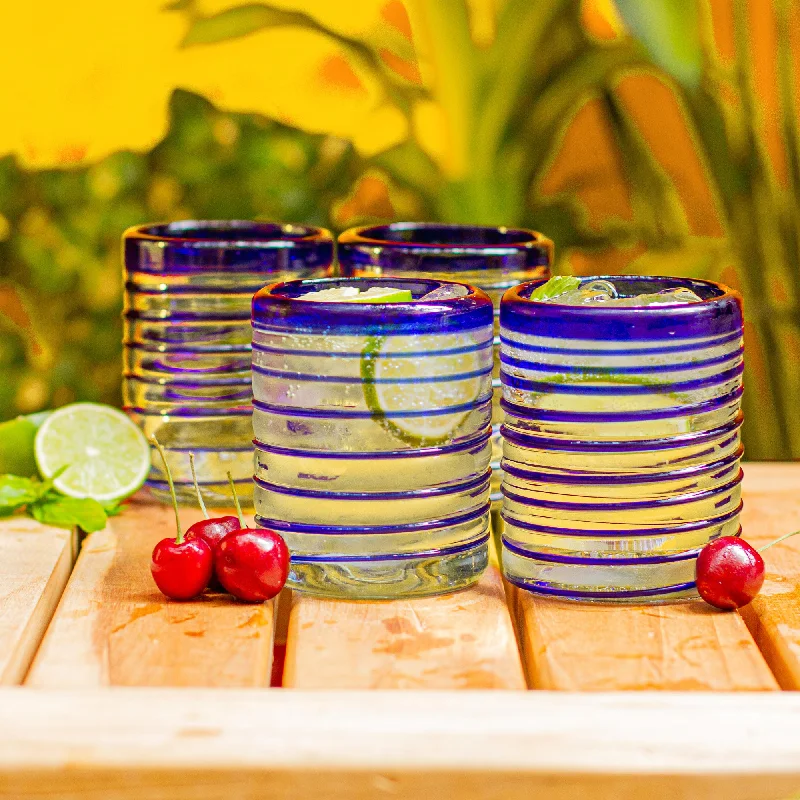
613,0 -> 702,89
603,89 -> 689,246
31,495 -> 108,533
102,501 -> 125,518
181,4 -> 307,47
0,474 -> 40,509
528,276 -> 581,301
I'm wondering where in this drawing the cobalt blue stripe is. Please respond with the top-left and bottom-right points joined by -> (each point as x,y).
254,394 -> 493,419
501,503 -> 743,537
251,339 -> 492,359
152,444 -> 255,453
253,429 -> 490,459
126,404 -> 252,417
252,319 -> 491,337
501,537 -> 707,565
500,385 -> 743,423
500,447 -> 742,485
125,309 -> 251,322
148,477 -> 252,488
254,469 -> 491,500
500,415 -> 742,452
256,502 -> 490,535
251,363 -> 493,384
125,373 -> 252,388
125,342 -> 252,354
501,471 -> 742,511
126,282 -> 266,295
500,362 -> 743,395
499,328 -> 743,356
499,347 -> 743,375
503,574 -> 697,599
289,534 -> 489,563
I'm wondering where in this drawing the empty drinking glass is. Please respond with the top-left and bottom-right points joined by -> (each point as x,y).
123,220 -> 333,506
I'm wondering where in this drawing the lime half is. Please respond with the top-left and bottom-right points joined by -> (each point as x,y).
34,403 -> 150,502
301,286 -> 413,303
362,335 -> 485,446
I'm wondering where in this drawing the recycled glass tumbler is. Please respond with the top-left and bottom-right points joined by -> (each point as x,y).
123,221 -> 333,506
499,276 -> 744,602
250,276 -> 494,599
337,223 -> 553,508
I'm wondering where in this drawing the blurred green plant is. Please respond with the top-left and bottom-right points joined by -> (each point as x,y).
611,0 -> 800,459
0,90 -> 361,416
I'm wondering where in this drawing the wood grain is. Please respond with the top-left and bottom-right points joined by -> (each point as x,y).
0,516 -> 74,684
513,592 -> 777,690
738,462 -> 800,689
284,566 -> 526,689
25,495 -> 274,688
3,689 -> 800,800
510,462 -> 782,691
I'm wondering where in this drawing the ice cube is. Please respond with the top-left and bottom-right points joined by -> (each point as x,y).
552,279 -> 619,305
610,288 -> 704,307
544,280 -> 704,307
419,284 -> 470,301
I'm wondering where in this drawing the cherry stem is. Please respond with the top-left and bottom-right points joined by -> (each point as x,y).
759,529 -> 800,553
189,453 -> 208,519
227,471 -> 245,528
151,435 -> 183,545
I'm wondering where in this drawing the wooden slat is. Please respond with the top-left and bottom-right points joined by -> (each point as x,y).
738,462 -> 800,689
284,566 -> 526,689
3,689 -> 800,800
509,462 -> 782,691
25,494 -> 274,688
513,592 -> 777,691
0,517 -> 74,684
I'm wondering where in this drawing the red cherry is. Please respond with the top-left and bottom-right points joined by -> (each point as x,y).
186,515 -> 240,590
696,536 -> 765,610
150,536 -> 213,600
186,515 -> 240,549
214,528 -> 290,602
148,438 -> 214,601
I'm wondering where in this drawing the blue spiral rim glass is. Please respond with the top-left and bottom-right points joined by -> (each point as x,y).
252,276 -> 494,335
501,276 -> 743,340
337,222 -> 553,275
124,220 -> 334,274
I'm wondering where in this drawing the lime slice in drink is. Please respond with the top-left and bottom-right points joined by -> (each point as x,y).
301,286 -> 413,303
34,403 -> 150,502
362,335 -> 486,446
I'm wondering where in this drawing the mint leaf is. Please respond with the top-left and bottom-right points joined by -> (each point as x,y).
31,495 -> 108,532
35,464 -> 69,499
103,501 -> 125,517
0,474 -> 40,509
529,276 -> 581,301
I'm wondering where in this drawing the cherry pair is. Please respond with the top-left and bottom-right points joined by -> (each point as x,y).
149,440 -> 289,603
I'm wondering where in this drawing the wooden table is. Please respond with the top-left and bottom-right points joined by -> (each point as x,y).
2,463 -> 800,799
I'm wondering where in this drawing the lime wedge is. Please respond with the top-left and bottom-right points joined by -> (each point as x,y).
34,403 -> 150,502
362,335 -> 485,446
301,286 -> 413,303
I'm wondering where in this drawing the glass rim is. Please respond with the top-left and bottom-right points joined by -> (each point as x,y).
505,275 -> 741,311
252,276 -> 494,334
124,220 -> 332,247
255,276 -> 491,309
500,275 -> 744,341
338,221 -> 552,252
